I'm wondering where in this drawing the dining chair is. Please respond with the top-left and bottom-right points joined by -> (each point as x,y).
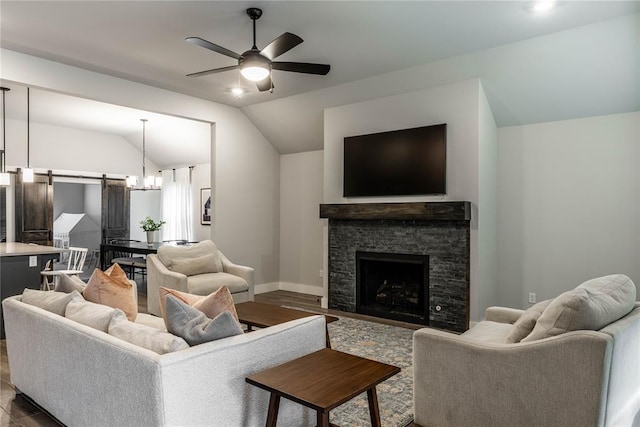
109,239 -> 147,281
40,247 -> 88,291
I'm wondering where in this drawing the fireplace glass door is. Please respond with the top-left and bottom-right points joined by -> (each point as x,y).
356,251 -> 429,325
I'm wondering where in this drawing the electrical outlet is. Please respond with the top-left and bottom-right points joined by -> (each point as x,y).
528,292 -> 537,304
29,256 -> 38,267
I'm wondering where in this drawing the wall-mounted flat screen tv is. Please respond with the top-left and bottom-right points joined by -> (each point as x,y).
343,123 -> 446,197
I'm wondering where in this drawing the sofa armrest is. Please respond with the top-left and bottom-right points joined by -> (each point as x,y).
218,251 -> 255,300
146,254 -> 188,316
484,306 -> 524,324
412,328 -> 612,427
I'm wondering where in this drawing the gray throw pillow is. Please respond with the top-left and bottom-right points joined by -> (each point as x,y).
54,274 -> 87,293
164,296 -> 243,346
506,299 -> 552,343
21,289 -> 83,316
521,274 -> 636,342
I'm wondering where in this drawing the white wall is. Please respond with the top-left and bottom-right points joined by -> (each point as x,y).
323,79 -> 496,321
497,111 -> 640,308
477,83 -> 499,316
190,163 -> 211,243
278,150 -> 324,296
53,182 -> 85,221
4,118 -> 159,177
3,49 -> 281,285
130,190 -> 162,242
84,184 -> 101,228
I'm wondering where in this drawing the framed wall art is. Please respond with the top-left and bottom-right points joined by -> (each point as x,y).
200,188 -> 212,225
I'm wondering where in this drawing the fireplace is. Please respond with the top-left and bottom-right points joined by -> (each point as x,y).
356,251 -> 429,325
321,202 -> 471,332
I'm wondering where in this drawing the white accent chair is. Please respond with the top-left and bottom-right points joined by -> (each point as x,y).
413,274 -> 640,427
40,247 -> 88,290
146,240 -> 254,316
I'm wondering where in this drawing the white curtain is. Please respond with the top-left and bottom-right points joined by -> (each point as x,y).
161,167 -> 193,241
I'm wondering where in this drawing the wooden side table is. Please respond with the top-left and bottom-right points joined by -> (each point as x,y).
236,301 -> 339,348
246,348 -> 400,427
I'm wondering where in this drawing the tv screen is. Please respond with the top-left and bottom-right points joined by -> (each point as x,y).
343,123 -> 446,197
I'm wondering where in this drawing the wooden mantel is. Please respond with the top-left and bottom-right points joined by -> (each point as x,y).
319,201 -> 471,221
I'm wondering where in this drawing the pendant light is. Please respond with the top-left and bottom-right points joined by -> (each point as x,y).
128,119 -> 161,190
0,87 -> 10,186
22,87 -> 34,183
141,119 -> 154,189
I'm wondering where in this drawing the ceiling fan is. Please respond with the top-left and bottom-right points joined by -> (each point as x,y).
185,7 -> 330,92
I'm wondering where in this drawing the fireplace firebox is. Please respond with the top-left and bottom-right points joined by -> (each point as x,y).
356,251 -> 429,325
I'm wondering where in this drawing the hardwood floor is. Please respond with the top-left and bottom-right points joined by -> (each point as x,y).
0,290 -> 421,426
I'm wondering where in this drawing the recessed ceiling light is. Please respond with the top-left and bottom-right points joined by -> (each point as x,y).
231,87 -> 245,97
533,0 -> 555,13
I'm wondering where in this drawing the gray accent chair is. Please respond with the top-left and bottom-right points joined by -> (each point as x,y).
413,275 -> 640,427
147,240 -> 254,317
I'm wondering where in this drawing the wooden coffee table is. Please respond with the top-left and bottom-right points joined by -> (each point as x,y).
235,301 -> 338,347
246,348 -> 400,427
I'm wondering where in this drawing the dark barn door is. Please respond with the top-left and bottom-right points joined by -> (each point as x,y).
101,177 -> 130,243
15,170 -> 53,245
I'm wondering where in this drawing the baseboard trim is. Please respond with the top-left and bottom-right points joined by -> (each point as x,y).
254,282 -> 324,297
279,282 -> 324,296
254,282 -> 280,295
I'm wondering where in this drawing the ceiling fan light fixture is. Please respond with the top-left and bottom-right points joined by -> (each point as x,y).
241,66 -> 270,82
239,51 -> 271,82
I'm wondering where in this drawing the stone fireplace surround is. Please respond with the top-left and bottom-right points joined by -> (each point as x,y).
320,202 -> 471,332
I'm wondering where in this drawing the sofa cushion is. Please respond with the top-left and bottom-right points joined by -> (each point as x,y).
157,240 -> 223,273
522,274 -> 636,342
187,273 -> 249,296
159,286 -> 239,325
506,299 -> 553,343
135,313 -> 168,331
461,321 -> 514,344
83,264 -> 138,321
168,253 -> 219,276
66,299 -> 126,332
164,296 -> 243,346
108,316 -> 189,354
21,289 -> 83,316
54,274 -> 86,293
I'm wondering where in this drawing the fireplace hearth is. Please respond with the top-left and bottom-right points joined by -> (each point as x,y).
357,251 -> 429,325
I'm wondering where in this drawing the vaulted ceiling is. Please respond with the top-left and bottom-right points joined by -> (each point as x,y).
1,1 -> 638,157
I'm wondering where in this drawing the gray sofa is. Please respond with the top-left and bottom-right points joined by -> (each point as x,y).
147,240 -> 254,317
3,295 -> 325,427
413,274 -> 640,427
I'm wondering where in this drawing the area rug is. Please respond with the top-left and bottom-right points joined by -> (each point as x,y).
327,316 -> 415,427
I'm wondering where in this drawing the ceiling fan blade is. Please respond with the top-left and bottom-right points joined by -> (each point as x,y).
260,32 -> 303,60
186,65 -> 239,78
185,37 -> 241,60
272,62 -> 330,75
256,76 -> 274,92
